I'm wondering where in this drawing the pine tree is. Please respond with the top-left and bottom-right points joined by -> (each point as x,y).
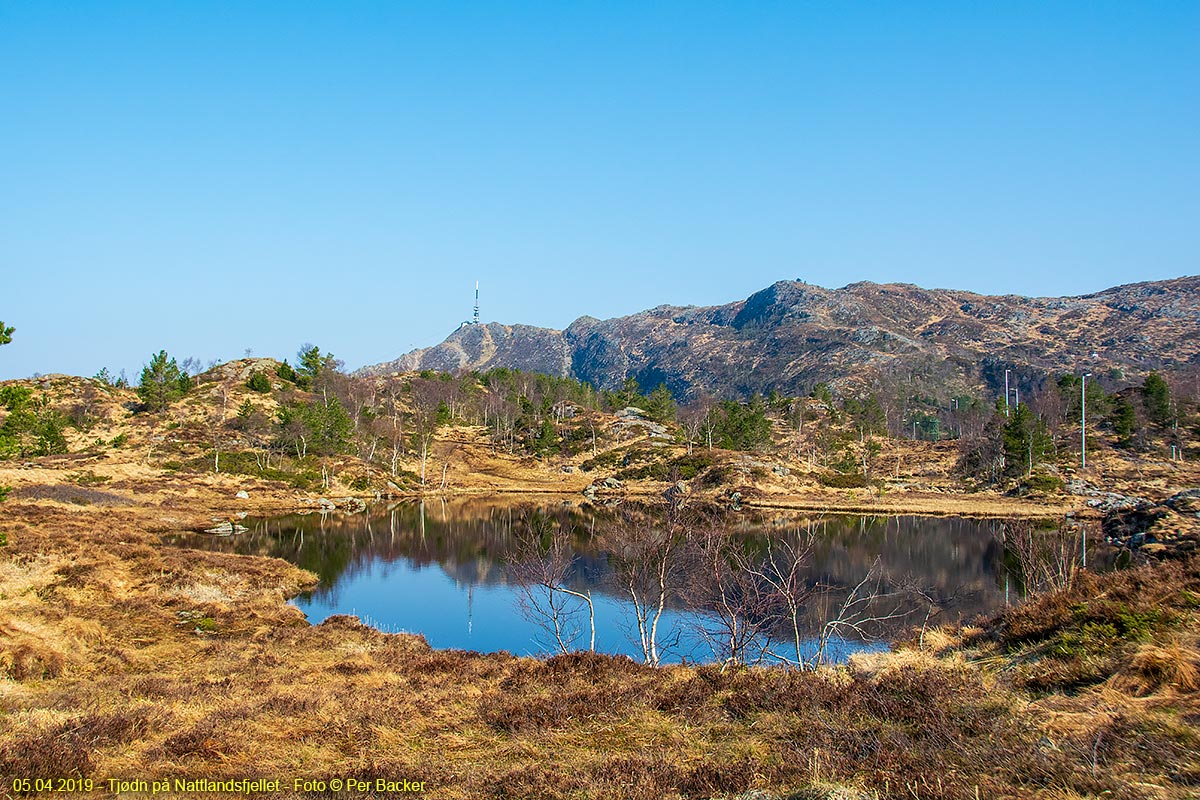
1002,403 -> 1052,477
0,321 -> 13,348
1111,396 -> 1136,447
644,384 -> 677,423
137,351 -> 190,412
1142,372 -> 1172,427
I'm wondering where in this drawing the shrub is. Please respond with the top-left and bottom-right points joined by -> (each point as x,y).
276,360 -> 299,384
1018,470 -> 1064,496
0,389 -> 69,459
817,471 -> 868,489
66,471 -> 109,486
580,449 -> 625,472
246,372 -> 271,393
616,452 -> 716,482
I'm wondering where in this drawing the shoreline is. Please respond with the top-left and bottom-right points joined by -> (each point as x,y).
282,486 -> 1082,522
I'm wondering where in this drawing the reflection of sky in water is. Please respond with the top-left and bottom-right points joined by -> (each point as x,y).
166,503 -> 1010,664
298,557 -> 705,660
291,558 -> 886,664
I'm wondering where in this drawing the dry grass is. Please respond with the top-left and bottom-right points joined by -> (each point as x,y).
1121,640 -> 1200,695
1,373 -> 1199,797
2,484 -> 1199,797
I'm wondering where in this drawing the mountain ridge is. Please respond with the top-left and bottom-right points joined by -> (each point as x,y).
359,276 -> 1200,399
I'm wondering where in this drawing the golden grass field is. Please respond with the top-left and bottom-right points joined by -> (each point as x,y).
1,371 -> 1199,798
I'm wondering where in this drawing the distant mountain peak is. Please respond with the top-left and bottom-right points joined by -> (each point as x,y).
358,277 -> 1200,399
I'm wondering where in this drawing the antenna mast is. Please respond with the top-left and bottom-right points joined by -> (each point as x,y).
473,281 -> 480,325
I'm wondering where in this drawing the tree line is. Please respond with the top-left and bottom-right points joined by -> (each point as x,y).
2,331 -> 1193,497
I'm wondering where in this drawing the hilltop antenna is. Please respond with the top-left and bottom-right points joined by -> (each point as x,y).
473,281 -> 480,325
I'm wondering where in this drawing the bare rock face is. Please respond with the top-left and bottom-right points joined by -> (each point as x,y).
359,322 -> 571,378
358,276 -> 1200,399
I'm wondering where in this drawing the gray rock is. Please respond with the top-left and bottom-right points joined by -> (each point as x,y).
1165,488 -> 1200,514
601,476 -> 624,489
785,786 -> 876,800
235,490 -> 250,499
204,521 -> 248,536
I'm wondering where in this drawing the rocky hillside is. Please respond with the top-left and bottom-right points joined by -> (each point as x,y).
360,276 -> 1200,399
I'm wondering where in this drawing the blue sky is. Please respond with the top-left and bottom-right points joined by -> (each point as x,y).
1,1 -> 1196,380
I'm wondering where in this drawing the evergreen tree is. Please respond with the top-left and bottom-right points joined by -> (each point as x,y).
1111,395 -> 1136,447
532,417 -> 559,456
711,396 -> 773,451
644,384 -> 677,423
137,351 -> 190,412
295,344 -> 339,390
0,321 -> 13,348
1002,403 -> 1052,477
0,388 -> 68,458
613,377 -> 643,409
1142,372 -> 1172,427
303,397 -> 354,456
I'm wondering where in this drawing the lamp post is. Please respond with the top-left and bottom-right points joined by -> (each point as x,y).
1004,369 -> 1010,417
1081,373 -> 1091,470
1081,373 -> 1092,570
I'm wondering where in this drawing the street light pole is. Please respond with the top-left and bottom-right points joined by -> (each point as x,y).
1081,373 -> 1093,570
1081,373 -> 1091,470
1004,369 -> 1010,417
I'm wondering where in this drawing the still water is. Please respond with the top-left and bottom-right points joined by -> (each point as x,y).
165,499 -> 1014,664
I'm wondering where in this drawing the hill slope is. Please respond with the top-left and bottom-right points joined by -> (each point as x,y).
360,276 -> 1200,399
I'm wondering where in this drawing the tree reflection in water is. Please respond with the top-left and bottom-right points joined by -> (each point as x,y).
164,499 -> 1014,664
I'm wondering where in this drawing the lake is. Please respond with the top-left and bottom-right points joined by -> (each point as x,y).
165,498 -> 1019,664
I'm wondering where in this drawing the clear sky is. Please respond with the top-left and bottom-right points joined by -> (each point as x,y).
1,1 -> 1197,380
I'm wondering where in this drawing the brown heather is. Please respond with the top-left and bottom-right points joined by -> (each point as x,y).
0,370 -> 1197,798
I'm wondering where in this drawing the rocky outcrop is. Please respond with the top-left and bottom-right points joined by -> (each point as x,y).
359,322 -> 571,378
359,276 -> 1200,400
1102,489 -> 1200,557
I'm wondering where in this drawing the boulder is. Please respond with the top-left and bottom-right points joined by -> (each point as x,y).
664,480 -> 688,505
204,521 -> 248,536
1165,488 -> 1200,515
235,490 -> 250,499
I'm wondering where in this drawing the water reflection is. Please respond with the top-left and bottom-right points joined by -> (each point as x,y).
164,499 -> 1012,663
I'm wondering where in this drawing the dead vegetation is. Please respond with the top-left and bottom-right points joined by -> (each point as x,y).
0,369 -> 1198,797
0,471 -> 1198,799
